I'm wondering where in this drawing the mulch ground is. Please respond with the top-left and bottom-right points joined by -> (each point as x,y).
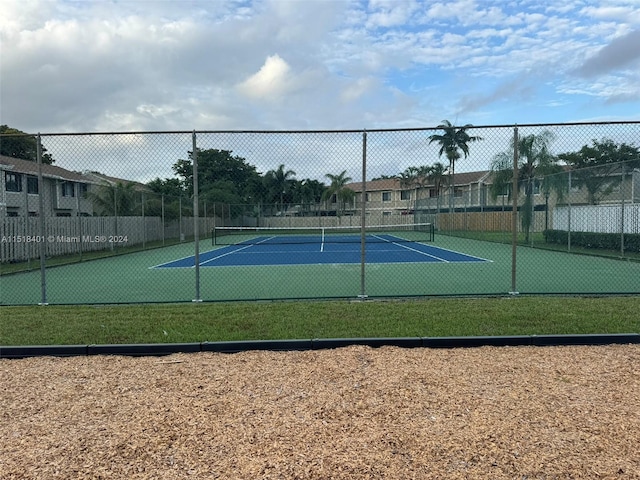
1,344 -> 639,479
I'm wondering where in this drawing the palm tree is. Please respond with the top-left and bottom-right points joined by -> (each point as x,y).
265,164 -> 296,213
293,179 -> 326,214
322,170 -> 355,217
428,120 -> 482,211
398,165 -> 431,210
86,181 -> 138,216
424,161 -> 448,214
489,130 -> 564,242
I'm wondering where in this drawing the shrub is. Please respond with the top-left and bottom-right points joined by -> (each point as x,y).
543,230 -> 640,253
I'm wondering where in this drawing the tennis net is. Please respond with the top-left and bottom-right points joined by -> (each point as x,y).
212,223 -> 435,245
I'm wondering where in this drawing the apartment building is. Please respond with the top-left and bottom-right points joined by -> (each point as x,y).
346,168 -> 640,217
346,171 -> 492,215
0,155 -> 95,218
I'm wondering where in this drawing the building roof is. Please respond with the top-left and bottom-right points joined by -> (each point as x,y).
0,155 -> 94,183
346,170 -> 491,192
82,171 -> 151,191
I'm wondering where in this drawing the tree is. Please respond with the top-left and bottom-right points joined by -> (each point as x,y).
428,162 -> 448,196
427,162 -> 449,212
201,180 -> 247,212
144,178 -> 186,220
398,165 -> 430,210
290,179 -> 325,204
371,174 -> 398,181
173,148 -> 261,218
146,177 -> 185,198
490,130 -> 563,242
264,164 -> 296,212
0,125 -> 55,164
285,179 -> 326,216
558,139 -> 640,205
86,181 -> 139,216
322,170 -> 355,217
428,120 -> 482,211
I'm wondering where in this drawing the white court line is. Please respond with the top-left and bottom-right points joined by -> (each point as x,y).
371,235 -> 450,262
420,243 -> 493,263
198,244 -> 255,266
372,234 -> 492,263
199,236 -> 278,266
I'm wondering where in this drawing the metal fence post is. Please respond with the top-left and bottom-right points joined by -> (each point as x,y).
141,192 -> 146,249
193,131 -> 202,302
36,134 -> 48,305
567,170 -> 572,253
161,194 -> 165,246
359,130 -> 367,299
620,163 -> 626,257
510,126 -> 519,295
179,196 -> 183,241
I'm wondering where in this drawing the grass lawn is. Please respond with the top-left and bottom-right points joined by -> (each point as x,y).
1,296 -> 639,346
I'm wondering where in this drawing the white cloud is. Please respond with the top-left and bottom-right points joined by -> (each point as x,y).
580,5 -> 640,23
237,54 -> 293,100
366,0 -> 421,28
341,77 -> 378,103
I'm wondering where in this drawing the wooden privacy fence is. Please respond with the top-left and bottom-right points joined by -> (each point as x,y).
1,216 -> 218,263
436,211 -> 548,233
260,212 -> 423,229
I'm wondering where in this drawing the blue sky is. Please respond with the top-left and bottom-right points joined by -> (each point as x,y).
2,0 -> 639,135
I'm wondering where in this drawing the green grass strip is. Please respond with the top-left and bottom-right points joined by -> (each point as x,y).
1,297 -> 639,346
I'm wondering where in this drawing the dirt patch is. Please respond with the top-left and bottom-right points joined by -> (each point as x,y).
2,344 -> 639,479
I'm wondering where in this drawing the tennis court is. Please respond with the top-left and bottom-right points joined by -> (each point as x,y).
153,224 -> 489,268
2,231 -> 640,305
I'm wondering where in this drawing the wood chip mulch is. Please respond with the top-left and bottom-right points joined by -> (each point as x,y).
1,344 -> 639,479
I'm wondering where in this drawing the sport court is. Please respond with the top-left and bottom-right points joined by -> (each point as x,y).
153,224 -> 490,268
4,228 -> 640,304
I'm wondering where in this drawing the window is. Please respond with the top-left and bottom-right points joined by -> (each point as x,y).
61,181 -> 75,197
79,184 -> 88,196
56,212 -> 72,217
382,191 -> 391,202
429,188 -> 439,198
400,190 -> 411,200
27,176 -> 39,194
5,172 -> 22,192
454,188 -> 463,198
382,211 -> 391,216
6,210 -> 19,217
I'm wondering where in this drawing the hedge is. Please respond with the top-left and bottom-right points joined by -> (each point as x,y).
544,230 -> 640,253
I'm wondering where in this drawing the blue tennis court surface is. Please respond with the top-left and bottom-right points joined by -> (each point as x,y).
153,235 -> 490,268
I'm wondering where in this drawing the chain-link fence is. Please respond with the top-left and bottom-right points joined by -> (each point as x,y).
1,122 -> 639,304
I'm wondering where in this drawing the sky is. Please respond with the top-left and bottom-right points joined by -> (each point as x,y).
1,0 -> 640,181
